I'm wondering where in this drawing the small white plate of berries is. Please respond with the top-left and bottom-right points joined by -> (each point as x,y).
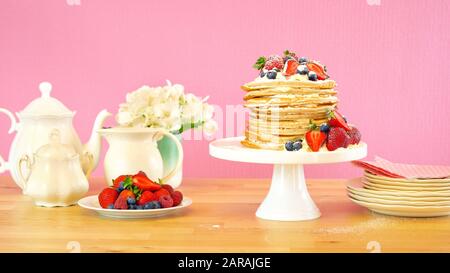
78,171 -> 192,219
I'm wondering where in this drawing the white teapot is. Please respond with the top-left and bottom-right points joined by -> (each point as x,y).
0,82 -> 111,190
18,129 -> 91,207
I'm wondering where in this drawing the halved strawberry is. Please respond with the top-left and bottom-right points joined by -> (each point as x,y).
306,61 -> 328,80
283,59 -> 299,76
98,187 -> 119,208
305,130 -> 327,152
328,111 -> 351,131
132,174 -> 162,192
134,171 -> 148,179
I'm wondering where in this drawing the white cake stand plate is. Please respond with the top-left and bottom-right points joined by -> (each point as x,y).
209,137 -> 367,221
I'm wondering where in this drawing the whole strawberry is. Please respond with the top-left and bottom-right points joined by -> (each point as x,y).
347,126 -> 361,145
114,190 -> 135,210
138,191 -> 157,206
264,55 -> 284,71
112,175 -> 128,189
326,127 -> 350,151
98,188 -> 119,209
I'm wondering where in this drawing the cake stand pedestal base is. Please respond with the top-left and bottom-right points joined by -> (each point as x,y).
256,164 -> 320,221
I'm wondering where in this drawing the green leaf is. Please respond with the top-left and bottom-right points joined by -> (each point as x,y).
308,119 -> 318,130
171,120 -> 205,135
253,56 -> 266,70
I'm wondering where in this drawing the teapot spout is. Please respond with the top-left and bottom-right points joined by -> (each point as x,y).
83,109 -> 111,173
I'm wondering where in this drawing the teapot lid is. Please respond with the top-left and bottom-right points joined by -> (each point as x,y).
35,129 -> 78,160
19,82 -> 74,117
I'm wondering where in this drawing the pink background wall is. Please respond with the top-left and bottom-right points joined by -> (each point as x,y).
1,0 -> 449,179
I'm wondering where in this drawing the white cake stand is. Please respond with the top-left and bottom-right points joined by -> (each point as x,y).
209,137 -> 367,221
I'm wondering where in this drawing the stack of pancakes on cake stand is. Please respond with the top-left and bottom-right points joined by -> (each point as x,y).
241,79 -> 338,150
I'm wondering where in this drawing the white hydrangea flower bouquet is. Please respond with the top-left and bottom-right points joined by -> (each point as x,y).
116,81 -> 218,136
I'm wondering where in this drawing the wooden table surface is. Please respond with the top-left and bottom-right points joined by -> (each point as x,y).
0,175 -> 449,253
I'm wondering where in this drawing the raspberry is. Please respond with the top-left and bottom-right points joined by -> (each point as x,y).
171,191 -> 183,206
154,188 -> 170,200
264,55 -> 283,70
347,126 -> 362,145
161,184 -> 174,194
159,195 -> 174,208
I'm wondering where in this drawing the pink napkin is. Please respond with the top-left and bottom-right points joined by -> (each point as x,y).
352,156 -> 450,179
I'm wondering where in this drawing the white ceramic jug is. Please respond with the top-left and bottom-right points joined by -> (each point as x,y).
18,129 -> 91,207
97,127 -> 183,187
0,82 -> 111,190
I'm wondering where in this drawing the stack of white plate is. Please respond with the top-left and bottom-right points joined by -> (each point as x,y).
347,172 -> 450,217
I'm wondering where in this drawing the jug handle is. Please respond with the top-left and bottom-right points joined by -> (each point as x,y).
18,155 -> 33,189
83,152 -> 94,179
155,130 -> 184,184
0,108 -> 18,173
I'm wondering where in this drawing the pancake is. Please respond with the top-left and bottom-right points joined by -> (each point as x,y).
241,79 -> 336,91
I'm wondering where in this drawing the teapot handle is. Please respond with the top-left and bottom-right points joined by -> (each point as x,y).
155,130 -> 184,185
18,155 -> 33,189
0,108 -> 18,173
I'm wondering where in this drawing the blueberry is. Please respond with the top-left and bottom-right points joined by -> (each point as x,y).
118,181 -> 125,191
285,141 -> 294,151
320,123 -> 330,133
127,197 -> 136,205
152,201 -> 161,209
260,70 -> 266,78
135,205 -> 143,210
297,65 -> 309,75
107,204 -> 114,209
308,71 -> 318,81
144,202 -> 155,210
267,71 -> 277,79
293,141 -> 302,151
129,204 -> 136,210
299,56 -> 308,63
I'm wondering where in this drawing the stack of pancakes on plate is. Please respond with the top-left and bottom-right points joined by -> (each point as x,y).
241,79 -> 338,150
